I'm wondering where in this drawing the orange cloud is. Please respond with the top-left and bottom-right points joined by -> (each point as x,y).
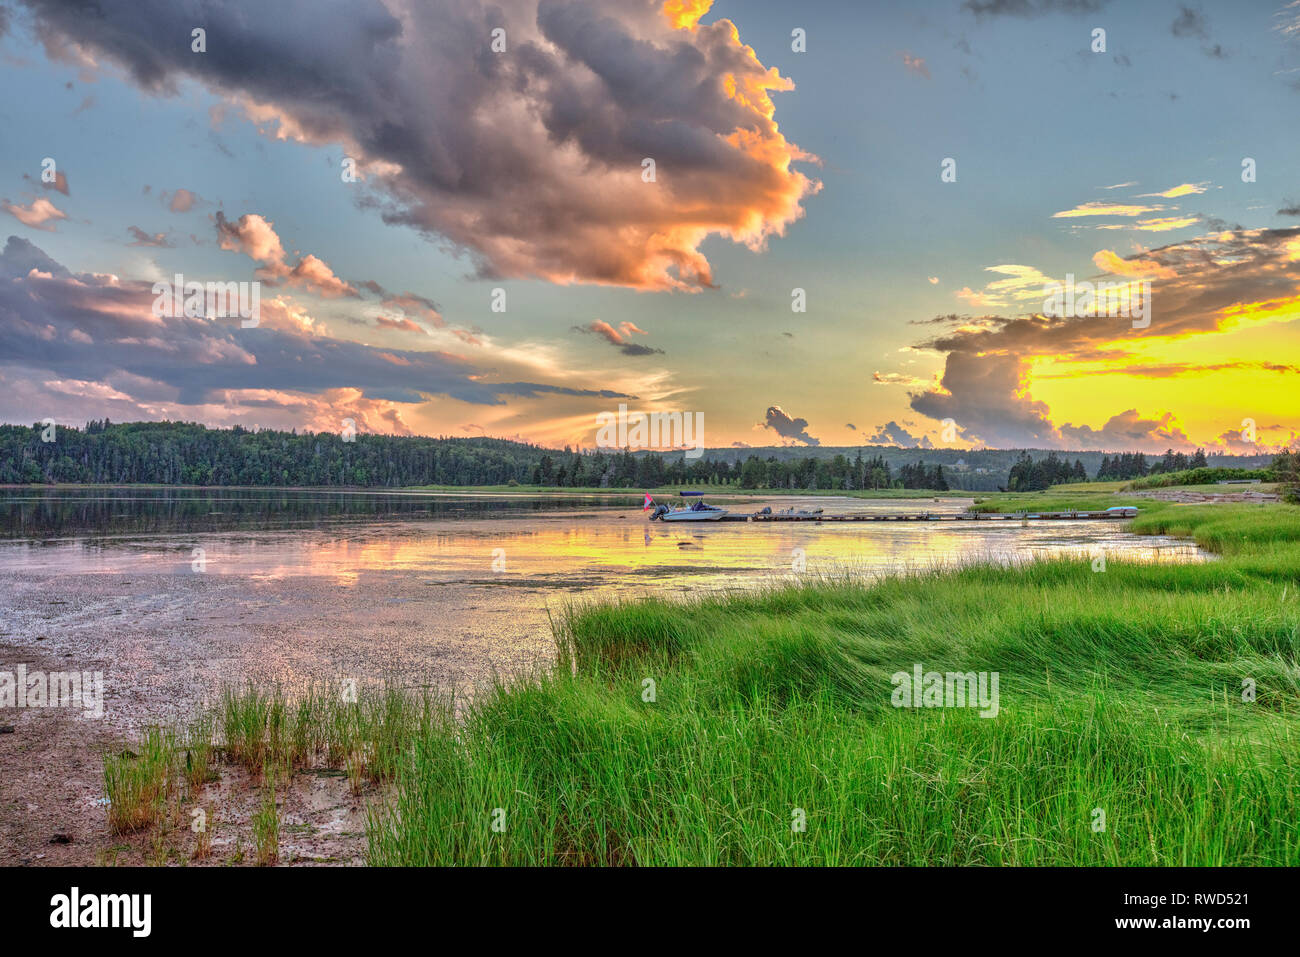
286,254 -> 356,299
1092,249 -> 1177,280
1127,216 -> 1200,233
900,52 -> 930,78
1052,201 -> 1166,219
216,211 -> 357,298
375,315 -> 428,336
2,197 -> 68,231
663,0 -> 713,30
215,212 -> 285,263
1137,182 -> 1209,199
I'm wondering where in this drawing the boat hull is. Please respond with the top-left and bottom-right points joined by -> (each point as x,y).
659,509 -> 728,521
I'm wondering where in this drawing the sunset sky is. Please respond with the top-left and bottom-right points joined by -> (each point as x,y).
1,0 -> 1298,452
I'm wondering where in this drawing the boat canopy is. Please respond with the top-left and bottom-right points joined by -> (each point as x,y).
679,491 -> 705,497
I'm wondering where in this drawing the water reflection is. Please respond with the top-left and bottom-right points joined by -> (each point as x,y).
0,488 -> 1209,727
0,488 -> 1207,582
0,486 -> 642,539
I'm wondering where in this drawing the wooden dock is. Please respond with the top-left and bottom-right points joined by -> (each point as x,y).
718,508 -> 1137,523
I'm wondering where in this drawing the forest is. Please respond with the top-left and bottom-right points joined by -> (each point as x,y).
0,420 -> 1278,493
1095,448 -> 1210,481
0,422 -> 948,490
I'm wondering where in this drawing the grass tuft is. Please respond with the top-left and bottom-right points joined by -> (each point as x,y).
103,726 -> 173,834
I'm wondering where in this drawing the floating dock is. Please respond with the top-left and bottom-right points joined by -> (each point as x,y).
718,508 -> 1138,523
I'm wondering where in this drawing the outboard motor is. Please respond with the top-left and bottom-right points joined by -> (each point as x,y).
649,504 -> 670,521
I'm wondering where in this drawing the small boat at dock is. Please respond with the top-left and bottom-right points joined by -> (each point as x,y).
776,505 -> 823,517
647,492 -> 729,522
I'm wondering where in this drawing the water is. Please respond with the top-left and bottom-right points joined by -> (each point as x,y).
0,488 -> 1209,729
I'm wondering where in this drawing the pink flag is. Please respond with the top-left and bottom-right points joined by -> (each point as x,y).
643,494 -> 655,511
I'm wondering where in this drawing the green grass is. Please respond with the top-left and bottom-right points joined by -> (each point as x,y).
364,496 -> 1300,865
182,714 -> 214,794
253,762 -> 281,866
101,680 -> 438,864
1125,467 -> 1275,489
215,680 -> 434,785
103,726 -> 174,834
220,685 -> 273,772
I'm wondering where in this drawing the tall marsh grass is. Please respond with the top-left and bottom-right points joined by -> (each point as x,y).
366,500 -> 1300,865
103,726 -> 173,834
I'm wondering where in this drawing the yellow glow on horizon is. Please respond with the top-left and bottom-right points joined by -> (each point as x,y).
1027,309 -> 1300,447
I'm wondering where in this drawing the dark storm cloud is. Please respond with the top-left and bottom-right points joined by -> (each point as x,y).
762,405 -> 819,446
866,420 -> 932,449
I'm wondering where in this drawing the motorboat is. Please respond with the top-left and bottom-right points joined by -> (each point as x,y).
776,505 -> 823,517
646,491 -> 728,522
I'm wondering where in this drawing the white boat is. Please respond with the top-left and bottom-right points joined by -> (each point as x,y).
647,492 -> 728,522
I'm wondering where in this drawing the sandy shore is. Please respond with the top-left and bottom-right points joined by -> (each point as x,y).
0,641 -> 383,866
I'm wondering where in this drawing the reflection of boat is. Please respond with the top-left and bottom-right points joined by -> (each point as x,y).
647,491 -> 728,522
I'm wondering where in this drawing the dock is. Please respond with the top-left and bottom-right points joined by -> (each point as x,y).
718,508 -> 1138,523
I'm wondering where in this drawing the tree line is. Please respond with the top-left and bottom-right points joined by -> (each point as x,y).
0,420 -> 1278,494
1,421 -> 553,487
0,422 -> 954,490
1095,448 -> 1209,481
1007,452 -> 1088,492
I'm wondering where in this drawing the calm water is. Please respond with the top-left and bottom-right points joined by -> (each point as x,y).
0,488 -> 1209,728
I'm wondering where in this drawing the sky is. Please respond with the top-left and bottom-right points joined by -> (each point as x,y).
0,0 -> 1298,453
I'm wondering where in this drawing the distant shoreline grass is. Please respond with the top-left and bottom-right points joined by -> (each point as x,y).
102,487 -> 1300,865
